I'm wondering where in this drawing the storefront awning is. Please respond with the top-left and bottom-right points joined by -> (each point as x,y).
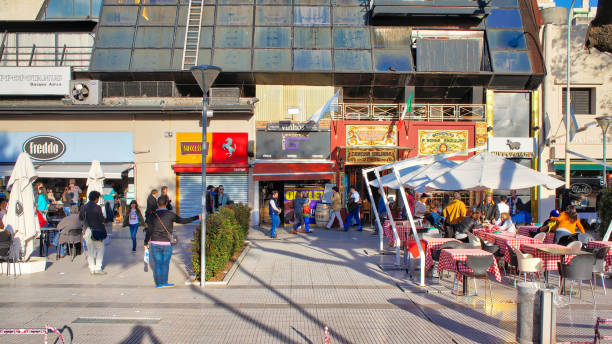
253,159 -> 334,181
172,163 -> 249,173
35,163 -> 133,179
554,161 -> 608,171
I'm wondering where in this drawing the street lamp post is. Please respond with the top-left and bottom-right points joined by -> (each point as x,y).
190,65 -> 222,288
596,116 -> 612,188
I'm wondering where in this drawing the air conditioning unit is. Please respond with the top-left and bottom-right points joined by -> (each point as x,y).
69,80 -> 101,105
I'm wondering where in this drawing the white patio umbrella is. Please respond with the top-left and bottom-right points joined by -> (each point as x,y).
5,152 -> 40,260
86,160 -> 105,207
407,159 -> 458,192
424,151 -> 565,191
368,155 -> 448,189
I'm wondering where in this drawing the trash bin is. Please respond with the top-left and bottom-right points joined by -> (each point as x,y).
516,282 -> 558,344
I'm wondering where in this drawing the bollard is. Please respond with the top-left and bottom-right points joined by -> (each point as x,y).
517,282 -> 540,344
516,282 -> 557,344
539,286 -> 557,344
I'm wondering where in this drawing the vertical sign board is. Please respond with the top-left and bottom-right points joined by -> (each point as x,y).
0,67 -> 71,96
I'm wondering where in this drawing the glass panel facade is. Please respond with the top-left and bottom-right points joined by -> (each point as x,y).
334,50 -> 371,71
139,6 -> 177,25
132,49 -> 172,70
96,27 -> 135,48
198,49 -> 212,65
486,9 -> 523,28
253,50 -> 291,71
294,7 -> 330,26
333,7 -> 366,26
373,49 -> 413,72
333,28 -> 370,49
294,27 -> 331,48
217,6 -> 253,25
371,27 -> 412,48
257,0 -> 291,3
44,0 -> 100,19
218,0 -> 253,3
254,27 -> 291,48
487,30 -> 526,50
489,0 -> 518,7
492,51 -> 531,72
92,49 -> 131,70
294,0 -> 330,4
199,27 -> 214,48
101,6 -> 138,25
215,27 -> 252,48
134,27 -> 175,48
212,49 -> 252,70
255,6 -> 292,26
201,6 -> 215,25
294,49 -> 332,70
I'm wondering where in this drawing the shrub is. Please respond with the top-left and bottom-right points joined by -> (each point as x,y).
191,204 -> 251,280
599,188 -> 612,239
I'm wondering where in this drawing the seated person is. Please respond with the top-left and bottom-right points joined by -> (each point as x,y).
0,217 -> 11,257
425,200 -> 443,228
454,211 -> 483,242
53,206 -> 82,257
496,212 -> 516,234
538,209 -> 560,233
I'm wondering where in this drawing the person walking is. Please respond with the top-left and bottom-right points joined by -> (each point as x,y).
216,185 -> 231,208
103,183 -> 116,223
123,200 -> 145,252
343,186 -> 362,232
326,187 -> 344,230
80,191 -> 107,275
145,189 -> 159,222
292,191 -> 305,234
301,192 -> 311,233
443,192 -> 466,238
160,186 -> 173,211
476,193 -> 499,223
268,190 -> 281,238
144,197 -> 200,288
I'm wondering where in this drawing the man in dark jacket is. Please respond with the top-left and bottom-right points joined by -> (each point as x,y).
80,191 -> 107,275
160,186 -> 173,211
454,211 -> 482,242
145,197 -> 200,288
476,193 -> 499,223
145,189 -> 159,222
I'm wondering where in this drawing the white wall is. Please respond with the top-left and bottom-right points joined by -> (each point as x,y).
0,0 -> 44,20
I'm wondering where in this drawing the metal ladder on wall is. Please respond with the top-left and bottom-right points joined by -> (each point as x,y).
181,0 -> 204,70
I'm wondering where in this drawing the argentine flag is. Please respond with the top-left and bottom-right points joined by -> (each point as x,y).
307,90 -> 339,123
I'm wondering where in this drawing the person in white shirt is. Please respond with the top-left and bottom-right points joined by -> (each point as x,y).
496,195 -> 510,218
415,194 -> 429,218
122,200 -> 144,252
343,186 -> 362,231
496,212 -> 516,234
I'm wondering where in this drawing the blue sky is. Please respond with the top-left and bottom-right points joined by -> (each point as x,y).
554,0 -> 598,8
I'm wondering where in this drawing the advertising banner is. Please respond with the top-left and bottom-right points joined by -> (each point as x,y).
487,137 -> 536,158
0,67 -> 71,96
176,132 -> 248,164
346,124 -> 396,147
346,148 -> 396,165
418,130 -> 468,155
256,131 -> 330,159
283,187 -> 325,224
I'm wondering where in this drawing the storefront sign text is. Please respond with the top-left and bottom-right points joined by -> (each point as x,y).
267,122 -> 319,132
256,131 -> 330,159
418,130 -> 468,155
488,137 -> 536,158
176,133 -> 247,164
284,188 -> 324,223
23,135 -> 66,161
346,125 -> 396,147
346,148 -> 396,165
0,67 -> 71,96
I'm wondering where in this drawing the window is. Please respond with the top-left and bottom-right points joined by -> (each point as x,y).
96,27 -> 135,48
293,49 -> 332,70
562,88 -> 595,115
217,6 -> 253,25
334,50 -> 371,71
215,27 -> 252,48
91,49 -> 131,70
138,6 -> 178,25
254,27 -> 291,48
492,51 -> 531,72
294,28 -> 331,48
132,49 -> 172,70
134,27 -> 175,48
487,30 -> 526,50
371,27 -> 412,49
373,49 -> 413,72
212,49 -> 252,70
101,6 -> 138,25
486,9 -> 523,29
253,50 -> 291,71
333,28 -> 370,49
294,6 -> 330,26
333,7 -> 366,26
255,6 -> 292,26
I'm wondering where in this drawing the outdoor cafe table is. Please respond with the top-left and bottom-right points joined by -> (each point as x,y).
517,226 -> 555,243
420,237 -> 460,270
475,231 -> 541,264
586,241 -> 612,272
383,220 -> 426,247
520,243 -> 588,289
438,248 -> 502,295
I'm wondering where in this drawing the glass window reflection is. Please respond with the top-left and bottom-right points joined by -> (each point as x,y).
101,6 -> 138,25
293,49 -> 332,70
333,7 -> 366,26
487,9 -> 523,28
213,49 -> 252,71
96,27 -> 135,48
294,28 -> 331,48
217,6 -> 253,25
132,49 -> 172,70
255,6 -> 292,26
92,48 -> 131,70
493,51 -> 531,72
371,27 -> 412,48
294,7 -> 330,26
333,28 -> 370,49
334,50 -> 371,71
215,27 -> 252,48
138,6 -> 177,25
254,27 -> 291,48
487,30 -> 527,50
135,27 -> 175,48
253,50 -> 291,71
373,49 -> 413,72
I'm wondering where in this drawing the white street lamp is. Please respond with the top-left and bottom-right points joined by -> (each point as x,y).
190,65 -> 222,288
596,115 -> 612,188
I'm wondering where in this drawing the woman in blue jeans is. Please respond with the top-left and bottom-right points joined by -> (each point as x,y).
144,196 -> 200,288
123,200 -> 145,252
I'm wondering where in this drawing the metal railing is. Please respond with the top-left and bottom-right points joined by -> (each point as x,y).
333,103 -> 485,121
0,44 -> 92,71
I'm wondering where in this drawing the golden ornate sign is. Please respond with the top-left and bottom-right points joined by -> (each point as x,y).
346,125 -> 396,147
346,148 -> 396,165
475,122 -> 488,149
418,130 -> 468,155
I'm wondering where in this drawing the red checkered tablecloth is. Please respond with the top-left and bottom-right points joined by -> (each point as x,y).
420,238 -> 461,270
586,241 -> 612,272
517,226 -> 555,243
437,248 -> 502,282
520,243 -> 577,271
383,220 -> 424,247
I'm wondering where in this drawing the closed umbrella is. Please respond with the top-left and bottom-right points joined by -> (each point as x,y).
5,152 -> 40,260
86,160 -> 105,207
424,152 -> 565,191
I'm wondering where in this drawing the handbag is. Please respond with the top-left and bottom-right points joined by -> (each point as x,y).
155,212 -> 178,246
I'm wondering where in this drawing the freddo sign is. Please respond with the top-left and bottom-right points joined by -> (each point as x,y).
22,135 -> 66,161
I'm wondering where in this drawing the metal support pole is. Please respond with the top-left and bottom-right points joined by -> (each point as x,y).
604,129 -> 608,188
200,90 -> 208,288
392,166 -> 426,286
374,169 -> 401,266
564,1 -> 576,189
362,170 -> 384,252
